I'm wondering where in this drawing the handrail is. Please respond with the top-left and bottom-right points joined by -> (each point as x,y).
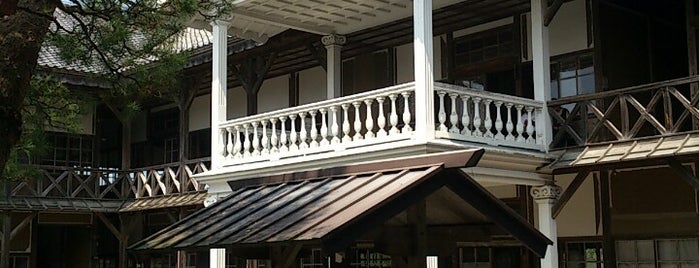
549,76 -> 699,106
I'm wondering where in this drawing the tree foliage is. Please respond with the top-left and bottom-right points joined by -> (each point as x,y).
0,0 -> 230,179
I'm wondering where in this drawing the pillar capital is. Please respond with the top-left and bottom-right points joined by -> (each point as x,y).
530,184 -> 562,201
321,34 -> 347,47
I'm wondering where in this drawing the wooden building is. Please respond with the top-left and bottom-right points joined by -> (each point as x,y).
6,0 -> 699,267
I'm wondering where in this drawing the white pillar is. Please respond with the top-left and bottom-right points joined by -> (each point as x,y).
210,20 -> 229,169
413,0 -> 435,141
322,34 -> 346,99
210,248 -> 226,268
531,184 -> 562,268
531,0 -> 553,150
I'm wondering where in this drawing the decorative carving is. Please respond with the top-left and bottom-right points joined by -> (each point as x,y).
530,184 -> 562,200
204,194 -> 219,207
321,34 -> 347,46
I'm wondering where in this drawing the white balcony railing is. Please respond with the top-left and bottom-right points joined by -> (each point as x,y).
218,83 -> 416,165
434,83 -> 545,150
215,82 -> 545,166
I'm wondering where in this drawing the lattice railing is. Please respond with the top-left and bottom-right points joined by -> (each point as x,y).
3,158 -> 210,200
548,76 -> 699,149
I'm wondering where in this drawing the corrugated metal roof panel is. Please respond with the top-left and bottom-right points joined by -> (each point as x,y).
131,149 -> 553,258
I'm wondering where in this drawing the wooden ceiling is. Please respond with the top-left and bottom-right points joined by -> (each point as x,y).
187,0 -> 530,93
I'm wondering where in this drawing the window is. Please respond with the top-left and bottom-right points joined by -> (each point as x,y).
189,128 -> 211,159
342,49 -> 394,95
148,108 -> 179,164
561,241 -> 603,268
617,238 -> 699,267
299,249 -> 325,268
9,255 -> 28,268
163,137 -> 178,163
550,53 -> 595,99
38,132 -> 93,167
459,247 -> 490,268
452,25 -> 518,95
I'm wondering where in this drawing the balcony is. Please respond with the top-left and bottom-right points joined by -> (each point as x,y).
0,159 -> 210,212
213,82 -> 546,169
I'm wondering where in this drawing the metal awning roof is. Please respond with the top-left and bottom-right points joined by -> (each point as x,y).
119,192 -> 208,212
131,149 -> 552,257
546,133 -> 699,174
0,197 -> 123,212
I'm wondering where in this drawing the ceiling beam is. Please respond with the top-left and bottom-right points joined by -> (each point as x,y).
668,159 -> 699,190
230,9 -> 334,35
544,0 -> 564,26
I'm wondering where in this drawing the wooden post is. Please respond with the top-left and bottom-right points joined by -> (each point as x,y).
600,170 -> 616,268
1,212 -> 11,268
177,77 -> 198,164
686,0 -> 699,129
531,184 -> 562,268
289,72 -> 299,107
407,200 -> 426,268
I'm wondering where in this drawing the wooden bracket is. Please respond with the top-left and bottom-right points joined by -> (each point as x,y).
552,170 -> 590,219
306,43 -> 327,71
544,0 -> 565,26
231,53 -> 277,115
668,159 -> 699,190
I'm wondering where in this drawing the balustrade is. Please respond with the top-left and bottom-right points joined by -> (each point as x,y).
218,83 -> 416,164
433,83 -> 545,150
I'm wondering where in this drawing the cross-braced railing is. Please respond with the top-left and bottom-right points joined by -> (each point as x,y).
548,76 -> 699,149
3,158 -> 210,201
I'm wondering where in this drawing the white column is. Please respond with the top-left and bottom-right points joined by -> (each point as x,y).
322,34 -> 346,99
531,184 -> 562,268
210,20 -> 229,169
210,248 -> 226,268
211,20 -> 228,169
414,0 -> 435,140
204,195 -> 226,268
531,0 -> 553,150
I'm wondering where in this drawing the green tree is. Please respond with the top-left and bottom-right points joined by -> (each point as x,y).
0,0 -> 228,179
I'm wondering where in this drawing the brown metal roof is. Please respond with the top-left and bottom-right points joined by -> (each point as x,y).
119,192 -> 207,212
546,133 -> 699,174
131,149 -> 552,258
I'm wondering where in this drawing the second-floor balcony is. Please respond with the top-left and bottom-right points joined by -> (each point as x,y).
212,82 -> 546,168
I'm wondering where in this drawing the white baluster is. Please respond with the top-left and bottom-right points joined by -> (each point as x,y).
376,96 -> 387,137
437,91 -> 447,132
243,124 -> 251,158
483,99 -> 493,138
270,119 -> 278,153
319,108 -> 329,146
352,101 -> 363,140
460,95 -> 471,135
342,104 -> 352,143
233,125 -> 242,158
526,106 -> 535,143
473,97 -> 482,137
494,101 -> 504,140
449,93 -> 459,133
299,112 -> 309,149
261,121 -> 269,155
388,94 -> 399,135
515,105 -> 525,143
401,91 -> 412,133
289,114 -> 298,151
280,116 -> 288,152
219,128 -> 227,158
226,127 -> 234,160
251,122 -> 260,156
330,106 -> 340,144
535,107 -> 543,145
505,103 -> 514,141
310,110 -> 319,147
364,99 -> 375,138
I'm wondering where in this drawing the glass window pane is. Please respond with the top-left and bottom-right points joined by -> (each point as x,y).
568,243 -> 585,261
617,241 -> 637,261
578,74 -> 595,95
679,239 -> 699,260
637,240 -> 655,261
462,248 -> 475,263
639,264 -> 655,268
660,264 -> 679,268
476,248 -> 489,262
659,240 -> 679,260
560,78 -> 577,97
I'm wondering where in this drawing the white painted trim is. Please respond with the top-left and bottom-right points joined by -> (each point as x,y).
453,17 -> 514,38
210,20 -> 229,169
413,0 -> 435,141
531,0 -> 553,151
